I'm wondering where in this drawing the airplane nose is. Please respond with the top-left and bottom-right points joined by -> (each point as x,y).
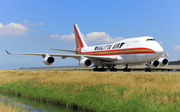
154,44 -> 163,56
156,46 -> 163,53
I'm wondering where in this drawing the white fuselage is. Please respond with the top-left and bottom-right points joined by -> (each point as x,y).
78,36 -> 163,65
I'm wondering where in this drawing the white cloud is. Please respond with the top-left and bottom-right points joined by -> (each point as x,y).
0,20 -> 44,37
22,20 -> 34,26
50,32 -> 125,44
61,34 -> 74,41
84,32 -> 125,44
50,34 -> 74,41
158,41 -> 163,44
36,22 -> 44,25
23,20 -> 29,23
22,20 -> 44,26
173,45 -> 180,51
0,22 -> 29,36
50,34 -> 61,38
0,23 -> 3,28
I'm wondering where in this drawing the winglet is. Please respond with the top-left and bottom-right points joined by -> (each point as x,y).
5,49 -> 10,54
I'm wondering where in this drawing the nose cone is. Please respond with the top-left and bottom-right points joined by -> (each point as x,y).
155,45 -> 163,53
153,43 -> 163,57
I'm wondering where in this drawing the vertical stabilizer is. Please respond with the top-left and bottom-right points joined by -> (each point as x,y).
74,24 -> 87,51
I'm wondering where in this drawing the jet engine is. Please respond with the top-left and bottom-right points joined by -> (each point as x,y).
150,58 -> 168,68
43,55 -> 55,65
79,58 -> 92,68
158,58 -> 168,66
150,60 -> 160,68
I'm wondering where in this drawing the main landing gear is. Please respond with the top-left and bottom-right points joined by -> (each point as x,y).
108,65 -> 117,72
93,64 -> 152,72
123,64 -> 131,72
94,65 -> 117,72
94,64 -> 107,71
93,65 -> 107,71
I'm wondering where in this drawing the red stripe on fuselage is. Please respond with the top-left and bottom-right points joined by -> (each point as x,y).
79,48 -> 155,56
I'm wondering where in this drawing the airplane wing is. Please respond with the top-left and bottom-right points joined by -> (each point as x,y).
5,49 -> 80,58
85,55 -> 118,61
5,49 -> 118,61
50,48 -> 79,53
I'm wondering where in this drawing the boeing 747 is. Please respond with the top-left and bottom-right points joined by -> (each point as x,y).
6,24 -> 169,72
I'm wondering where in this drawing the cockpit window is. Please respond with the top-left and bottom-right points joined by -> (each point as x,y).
146,39 -> 155,41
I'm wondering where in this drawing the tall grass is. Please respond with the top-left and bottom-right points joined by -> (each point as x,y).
0,70 -> 180,111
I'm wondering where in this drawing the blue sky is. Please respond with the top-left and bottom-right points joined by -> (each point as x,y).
1,0 -> 180,70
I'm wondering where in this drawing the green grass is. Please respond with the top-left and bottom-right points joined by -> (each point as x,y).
1,70 -> 180,111
0,80 -> 180,111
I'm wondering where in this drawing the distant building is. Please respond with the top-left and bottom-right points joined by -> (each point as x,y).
169,61 -> 180,65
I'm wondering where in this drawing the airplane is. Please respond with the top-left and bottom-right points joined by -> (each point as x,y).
5,24 -> 169,72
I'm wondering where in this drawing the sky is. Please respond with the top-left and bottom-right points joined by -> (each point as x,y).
1,0 -> 180,70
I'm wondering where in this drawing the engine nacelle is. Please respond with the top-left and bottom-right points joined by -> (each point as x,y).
150,60 -> 160,68
79,58 -> 92,68
150,58 -> 169,68
158,58 -> 168,66
43,55 -> 55,65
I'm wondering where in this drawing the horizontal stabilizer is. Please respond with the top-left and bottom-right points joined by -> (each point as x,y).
165,53 -> 169,57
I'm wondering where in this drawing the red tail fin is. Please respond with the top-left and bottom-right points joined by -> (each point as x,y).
74,24 -> 87,51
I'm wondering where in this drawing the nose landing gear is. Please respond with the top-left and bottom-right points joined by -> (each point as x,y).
145,63 -> 151,72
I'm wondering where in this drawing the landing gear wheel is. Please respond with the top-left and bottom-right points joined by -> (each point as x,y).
93,68 -> 98,71
123,64 -> 131,72
100,68 -> 107,71
123,68 -> 131,72
110,68 -> 117,72
145,68 -> 151,72
93,67 -> 107,72
109,65 -> 117,72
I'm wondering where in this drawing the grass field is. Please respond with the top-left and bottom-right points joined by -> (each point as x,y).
0,70 -> 180,111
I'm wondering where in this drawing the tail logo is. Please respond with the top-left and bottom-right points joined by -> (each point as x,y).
74,24 -> 87,51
